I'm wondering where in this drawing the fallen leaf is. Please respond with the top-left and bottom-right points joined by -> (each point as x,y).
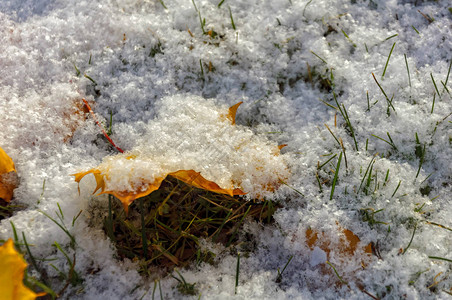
0,239 -> 45,300
305,224 -> 372,284
0,147 -> 18,202
74,97 -> 289,212
0,147 -> 15,174
306,226 -> 372,258
75,168 -> 246,212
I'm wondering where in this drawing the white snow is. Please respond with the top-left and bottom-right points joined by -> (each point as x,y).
75,95 -> 289,200
0,0 -> 451,299
310,247 -> 327,267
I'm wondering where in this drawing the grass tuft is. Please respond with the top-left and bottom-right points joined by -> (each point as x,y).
172,269 -> 197,296
101,176 -> 278,277
371,132 -> 397,151
39,207 -> 76,249
333,92 -> 359,151
372,73 -> 395,115
358,155 -> 376,195
276,255 -> 293,283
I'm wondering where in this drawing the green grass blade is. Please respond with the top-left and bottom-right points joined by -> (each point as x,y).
372,73 -> 395,115
415,144 -> 426,179
159,0 -> 167,9
440,81 -> 451,97
382,42 -> 396,78
39,210 -> 76,249
391,180 -> 402,198
431,93 -> 436,114
84,74 -> 97,85
428,256 -> 452,263
384,34 -> 398,41
303,0 -> 314,17
404,54 -> 411,88
444,59 -> 452,87
330,152 -> 343,200
10,221 -> 20,246
326,261 -> 348,285
228,6 -> 236,30
310,50 -> 327,64
402,223 -> 417,254
22,232 -> 41,275
431,73 -> 441,99
318,153 -> 338,169
358,156 -> 376,194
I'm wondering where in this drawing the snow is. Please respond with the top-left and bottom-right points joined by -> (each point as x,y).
310,247 -> 327,267
75,95 -> 289,200
0,0 -> 451,299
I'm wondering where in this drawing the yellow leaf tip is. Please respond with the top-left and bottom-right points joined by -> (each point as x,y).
228,101 -> 243,125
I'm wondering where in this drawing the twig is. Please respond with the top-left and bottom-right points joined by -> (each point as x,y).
418,10 -> 434,23
82,99 -> 124,153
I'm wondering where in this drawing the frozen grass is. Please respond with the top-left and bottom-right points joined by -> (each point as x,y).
0,0 -> 451,299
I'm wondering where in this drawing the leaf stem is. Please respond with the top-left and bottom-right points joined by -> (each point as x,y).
82,99 -> 124,153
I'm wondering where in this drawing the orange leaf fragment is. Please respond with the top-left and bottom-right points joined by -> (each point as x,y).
0,147 -> 18,202
0,147 -> 15,174
74,169 -> 246,213
0,239 -> 45,300
169,170 -> 246,196
227,102 -> 243,125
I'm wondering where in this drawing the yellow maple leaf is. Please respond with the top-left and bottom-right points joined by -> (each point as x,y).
0,146 -> 18,202
74,99 -> 288,213
0,239 -> 45,300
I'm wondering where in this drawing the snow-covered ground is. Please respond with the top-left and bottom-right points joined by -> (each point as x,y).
0,0 -> 451,299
